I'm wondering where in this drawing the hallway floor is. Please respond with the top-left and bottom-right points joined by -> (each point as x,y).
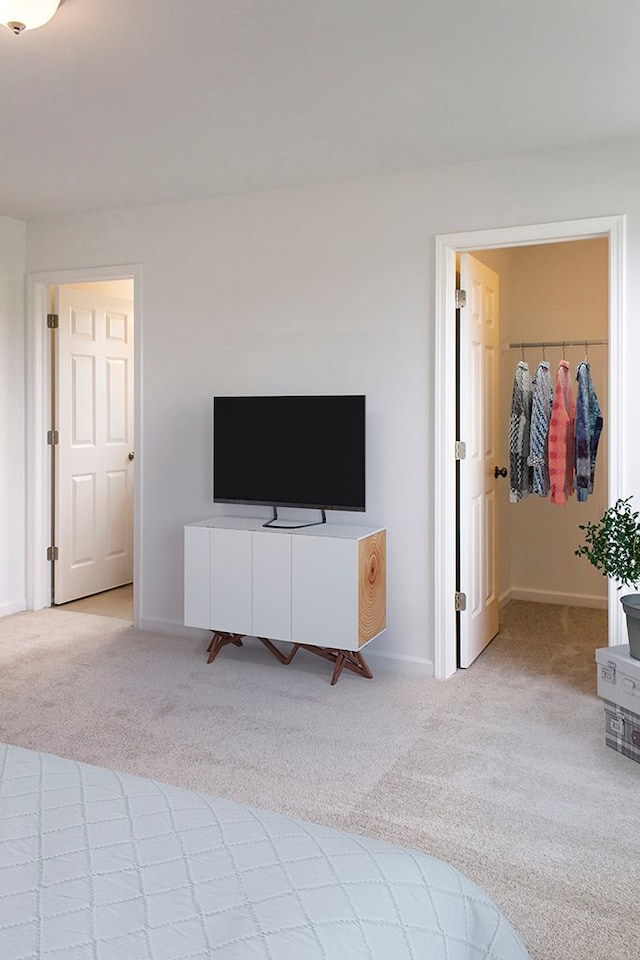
56,583 -> 133,621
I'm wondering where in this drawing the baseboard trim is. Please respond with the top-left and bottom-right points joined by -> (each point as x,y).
506,587 -> 607,610
361,649 -> 434,677
140,617 -> 209,640
499,588 -> 513,610
0,599 -> 27,619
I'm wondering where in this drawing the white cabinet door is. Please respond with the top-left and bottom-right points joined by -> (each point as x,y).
184,526 -> 210,628
210,528 -> 252,634
292,536 -> 357,648
252,533 -> 292,641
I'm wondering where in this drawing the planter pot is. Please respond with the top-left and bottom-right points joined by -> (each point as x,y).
620,594 -> 640,660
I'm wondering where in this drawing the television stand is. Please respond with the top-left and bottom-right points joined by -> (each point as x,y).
262,506 -> 327,529
184,517 -> 386,684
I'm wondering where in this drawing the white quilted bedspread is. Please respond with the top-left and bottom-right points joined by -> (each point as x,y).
0,743 -> 529,959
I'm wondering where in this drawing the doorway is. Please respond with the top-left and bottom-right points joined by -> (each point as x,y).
434,216 -> 626,679
51,280 -> 134,612
459,240 -> 609,668
26,265 -> 142,627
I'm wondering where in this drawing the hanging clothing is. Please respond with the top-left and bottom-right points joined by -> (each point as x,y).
574,361 -> 603,502
509,361 -> 533,503
527,361 -> 554,497
548,360 -> 575,506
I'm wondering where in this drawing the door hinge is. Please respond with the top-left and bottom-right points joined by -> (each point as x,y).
47,429 -> 59,445
455,440 -> 467,461
47,313 -> 59,329
455,591 -> 467,612
46,546 -> 59,562
455,288 -> 467,309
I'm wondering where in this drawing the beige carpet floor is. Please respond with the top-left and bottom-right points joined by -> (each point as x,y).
0,601 -> 637,960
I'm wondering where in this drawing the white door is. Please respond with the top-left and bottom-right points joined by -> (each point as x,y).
458,254 -> 500,667
54,285 -> 134,603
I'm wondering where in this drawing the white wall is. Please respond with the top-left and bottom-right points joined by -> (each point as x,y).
0,215 -> 27,616
23,137 -> 640,672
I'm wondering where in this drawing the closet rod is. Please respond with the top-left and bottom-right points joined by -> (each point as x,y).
504,338 -> 608,350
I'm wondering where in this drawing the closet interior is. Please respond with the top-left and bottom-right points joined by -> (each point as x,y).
471,237 -> 609,617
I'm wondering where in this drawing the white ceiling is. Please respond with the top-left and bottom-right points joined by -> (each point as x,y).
2,0 -> 639,221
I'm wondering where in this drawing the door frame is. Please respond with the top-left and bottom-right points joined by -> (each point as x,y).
434,216 -> 626,679
26,264 -> 143,626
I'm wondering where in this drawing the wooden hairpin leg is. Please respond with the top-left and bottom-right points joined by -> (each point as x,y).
330,649 -> 373,684
331,651 -> 347,685
296,645 -> 374,684
257,637 -> 299,665
205,633 -> 372,684
206,631 -> 244,663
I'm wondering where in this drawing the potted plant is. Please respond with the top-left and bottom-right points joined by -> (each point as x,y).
576,497 -> 640,659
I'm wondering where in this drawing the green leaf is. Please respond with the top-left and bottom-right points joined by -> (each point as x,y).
575,497 -> 640,588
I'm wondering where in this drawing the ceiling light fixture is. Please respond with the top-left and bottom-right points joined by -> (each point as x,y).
0,0 -> 61,35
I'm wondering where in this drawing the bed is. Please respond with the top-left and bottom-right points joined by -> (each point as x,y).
0,743 -> 530,959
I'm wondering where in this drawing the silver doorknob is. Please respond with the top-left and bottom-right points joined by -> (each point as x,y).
494,466 -> 507,478
128,451 -> 135,462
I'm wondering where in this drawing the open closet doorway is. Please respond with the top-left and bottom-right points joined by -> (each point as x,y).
459,240 -> 609,668
50,280 -> 135,619
434,216 -> 626,680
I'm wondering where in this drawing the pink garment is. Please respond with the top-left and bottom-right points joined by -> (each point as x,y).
548,360 -> 575,505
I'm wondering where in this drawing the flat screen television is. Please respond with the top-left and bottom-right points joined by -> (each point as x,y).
213,395 -> 365,514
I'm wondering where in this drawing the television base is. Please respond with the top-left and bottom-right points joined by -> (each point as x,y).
262,506 -> 327,529
205,630 -> 373,685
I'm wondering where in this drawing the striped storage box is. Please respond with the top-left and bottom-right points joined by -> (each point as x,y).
596,644 -> 640,764
603,699 -> 640,764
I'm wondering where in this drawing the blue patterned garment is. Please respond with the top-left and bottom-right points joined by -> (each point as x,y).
574,361 -> 603,502
527,361 -> 554,497
509,361 -> 533,503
